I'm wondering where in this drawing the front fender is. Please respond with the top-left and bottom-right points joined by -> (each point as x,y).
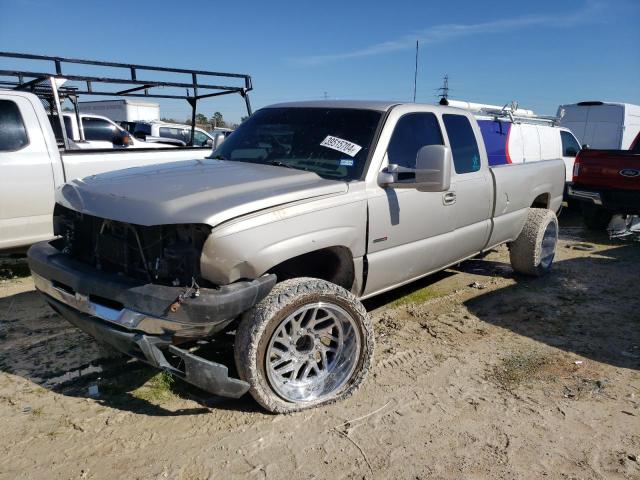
200,198 -> 367,285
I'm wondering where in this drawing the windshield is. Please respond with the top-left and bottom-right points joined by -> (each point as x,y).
211,107 -> 383,180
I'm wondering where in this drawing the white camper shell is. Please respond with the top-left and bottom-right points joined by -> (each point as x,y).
557,101 -> 640,150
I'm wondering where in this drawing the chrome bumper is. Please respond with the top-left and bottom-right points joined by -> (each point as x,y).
32,272 -> 212,336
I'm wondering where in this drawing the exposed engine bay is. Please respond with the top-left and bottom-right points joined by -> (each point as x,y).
52,204 -> 211,286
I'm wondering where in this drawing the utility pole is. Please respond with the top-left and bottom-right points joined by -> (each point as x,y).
413,41 -> 419,102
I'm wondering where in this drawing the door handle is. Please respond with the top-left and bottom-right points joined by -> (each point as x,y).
443,192 -> 456,205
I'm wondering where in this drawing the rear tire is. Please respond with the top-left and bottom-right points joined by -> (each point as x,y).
509,208 -> 559,276
234,277 -> 373,413
581,204 -> 612,230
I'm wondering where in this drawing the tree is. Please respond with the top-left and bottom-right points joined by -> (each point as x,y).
240,115 -> 249,123
195,113 -> 208,126
211,111 -> 226,128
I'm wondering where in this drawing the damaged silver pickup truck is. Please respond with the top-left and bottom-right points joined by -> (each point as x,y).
28,101 -> 564,412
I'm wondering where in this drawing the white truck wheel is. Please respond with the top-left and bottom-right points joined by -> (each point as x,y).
509,208 -> 559,277
234,277 -> 374,413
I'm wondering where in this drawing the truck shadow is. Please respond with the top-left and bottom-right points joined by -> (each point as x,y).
0,287 -> 261,416
462,242 -> 640,370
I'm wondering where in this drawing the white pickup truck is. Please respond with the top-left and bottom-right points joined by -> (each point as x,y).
54,112 -> 171,150
0,90 -> 211,250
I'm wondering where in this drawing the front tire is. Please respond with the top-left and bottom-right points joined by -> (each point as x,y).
509,208 -> 559,276
235,277 -> 374,413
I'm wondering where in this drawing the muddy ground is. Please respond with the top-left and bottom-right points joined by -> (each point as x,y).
0,210 -> 639,480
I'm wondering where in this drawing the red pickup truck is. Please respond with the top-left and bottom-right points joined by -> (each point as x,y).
568,132 -> 640,229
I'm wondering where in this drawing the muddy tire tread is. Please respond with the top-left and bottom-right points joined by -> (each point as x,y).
509,208 -> 558,277
234,277 -> 374,414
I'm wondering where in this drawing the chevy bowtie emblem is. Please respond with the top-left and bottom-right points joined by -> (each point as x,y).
619,168 -> 640,178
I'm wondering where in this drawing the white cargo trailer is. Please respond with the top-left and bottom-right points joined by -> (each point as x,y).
78,99 -> 160,122
557,101 -> 640,150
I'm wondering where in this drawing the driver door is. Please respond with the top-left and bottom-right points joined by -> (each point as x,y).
364,111 -> 457,297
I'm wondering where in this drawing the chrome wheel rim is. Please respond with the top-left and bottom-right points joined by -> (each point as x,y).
265,302 -> 361,403
540,221 -> 558,269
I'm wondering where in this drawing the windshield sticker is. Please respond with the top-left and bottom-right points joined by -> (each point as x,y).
339,158 -> 354,167
320,135 -> 363,157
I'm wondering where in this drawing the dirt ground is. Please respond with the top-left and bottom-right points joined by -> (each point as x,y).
1,210 -> 639,480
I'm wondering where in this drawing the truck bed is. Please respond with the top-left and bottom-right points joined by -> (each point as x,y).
61,147 -> 212,180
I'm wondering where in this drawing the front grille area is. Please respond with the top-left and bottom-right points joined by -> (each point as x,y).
53,204 -> 211,286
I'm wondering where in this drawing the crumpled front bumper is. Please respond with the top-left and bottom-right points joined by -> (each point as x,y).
27,241 -> 277,398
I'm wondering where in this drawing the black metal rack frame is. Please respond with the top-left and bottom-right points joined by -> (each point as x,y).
0,51 -> 253,147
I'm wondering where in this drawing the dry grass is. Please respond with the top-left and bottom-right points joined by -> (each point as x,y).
131,371 -> 177,403
492,351 -> 553,390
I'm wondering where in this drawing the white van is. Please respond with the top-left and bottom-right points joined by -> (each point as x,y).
443,100 -> 581,182
557,101 -> 640,150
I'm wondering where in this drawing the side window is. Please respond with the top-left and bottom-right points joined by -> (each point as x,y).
0,99 -> 29,151
387,112 -> 443,169
82,117 -> 118,142
193,130 -> 210,146
159,127 -> 189,143
560,130 -> 580,157
442,114 -> 481,174
133,123 -> 151,139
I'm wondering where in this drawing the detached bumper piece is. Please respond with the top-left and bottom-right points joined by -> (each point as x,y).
48,298 -> 249,398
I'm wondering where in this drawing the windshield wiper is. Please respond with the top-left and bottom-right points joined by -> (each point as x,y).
268,160 -> 308,171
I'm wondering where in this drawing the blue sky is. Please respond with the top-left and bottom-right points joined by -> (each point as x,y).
1,0 -> 638,123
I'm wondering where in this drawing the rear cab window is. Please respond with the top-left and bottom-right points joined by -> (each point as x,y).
442,114 -> 481,174
0,99 -> 29,151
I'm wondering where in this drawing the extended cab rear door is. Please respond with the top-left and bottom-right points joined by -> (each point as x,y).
440,113 -> 493,255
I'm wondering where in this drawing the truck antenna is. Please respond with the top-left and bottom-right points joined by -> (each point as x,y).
413,41 -> 419,102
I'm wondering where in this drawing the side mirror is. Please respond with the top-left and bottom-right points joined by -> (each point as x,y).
113,132 -> 133,147
378,145 -> 452,192
582,144 -> 590,150
205,138 -> 214,147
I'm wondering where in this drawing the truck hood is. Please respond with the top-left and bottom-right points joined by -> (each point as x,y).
57,159 -> 348,226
